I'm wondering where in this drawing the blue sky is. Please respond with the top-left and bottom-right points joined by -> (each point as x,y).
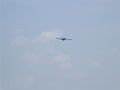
1,0 -> 120,90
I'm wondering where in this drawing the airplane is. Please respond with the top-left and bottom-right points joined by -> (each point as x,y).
56,37 -> 72,41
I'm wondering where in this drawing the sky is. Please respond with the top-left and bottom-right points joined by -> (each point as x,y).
1,0 -> 120,90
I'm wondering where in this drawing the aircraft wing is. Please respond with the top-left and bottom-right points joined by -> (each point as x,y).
66,38 -> 72,40
56,38 -> 61,40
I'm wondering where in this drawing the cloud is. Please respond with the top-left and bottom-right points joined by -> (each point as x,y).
60,62 -> 72,69
14,75 -> 35,88
24,76 -> 35,84
12,30 -> 73,71
11,35 -> 29,46
11,30 -> 63,47
53,54 -> 72,70
20,52 -> 51,66
32,31 -> 63,44
19,75 -> 35,84
90,61 -> 101,68
21,52 -> 73,69
54,54 -> 70,64
112,48 -> 119,53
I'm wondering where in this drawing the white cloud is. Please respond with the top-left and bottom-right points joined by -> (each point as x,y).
16,28 -> 25,32
25,76 -> 35,84
12,30 -> 73,70
11,36 -> 29,46
12,30 -> 63,47
60,62 -> 72,69
53,54 -> 70,64
20,52 -> 51,65
112,48 -> 119,53
32,31 -> 63,43
15,75 -> 35,86
53,54 -> 72,70
21,52 -> 72,67
22,52 -> 39,63
90,61 -> 101,68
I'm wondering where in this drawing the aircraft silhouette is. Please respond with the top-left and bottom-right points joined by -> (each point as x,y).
56,37 -> 72,41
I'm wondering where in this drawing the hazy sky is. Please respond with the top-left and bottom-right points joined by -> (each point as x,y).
2,0 -> 120,90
